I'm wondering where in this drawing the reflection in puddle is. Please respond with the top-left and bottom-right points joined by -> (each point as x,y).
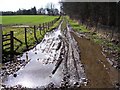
3,28 -> 63,88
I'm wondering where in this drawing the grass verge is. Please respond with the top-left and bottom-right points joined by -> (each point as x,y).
67,16 -> 120,61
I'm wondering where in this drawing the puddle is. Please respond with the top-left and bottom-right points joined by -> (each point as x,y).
2,26 -> 63,88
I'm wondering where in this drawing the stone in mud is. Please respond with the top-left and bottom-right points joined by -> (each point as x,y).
17,67 -> 20,71
66,74 -> 70,78
73,82 -> 79,86
22,59 -> 25,62
48,82 -> 54,88
81,78 -> 88,84
111,39 -> 119,45
37,58 -> 39,61
116,65 -> 120,70
58,35 -> 62,39
56,42 -> 61,51
52,43 -> 55,47
2,67 -> 6,70
117,53 -> 120,57
60,82 -> 65,88
2,84 -> 6,88
115,83 -> 120,89
13,74 -> 17,77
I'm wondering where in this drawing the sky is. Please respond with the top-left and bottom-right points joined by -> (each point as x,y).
0,0 -> 61,11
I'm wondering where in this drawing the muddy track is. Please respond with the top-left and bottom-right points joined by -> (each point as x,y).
70,28 -> 119,88
2,20 -> 87,89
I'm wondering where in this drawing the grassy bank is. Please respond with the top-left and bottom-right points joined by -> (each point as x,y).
67,16 -> 120,61
2,15 -> 59,26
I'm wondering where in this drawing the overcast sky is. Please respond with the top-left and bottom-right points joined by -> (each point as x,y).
0,0 -> 61,11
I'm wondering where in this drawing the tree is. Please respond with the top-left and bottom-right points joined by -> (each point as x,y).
46,3 -> 55,15
30,6 -> 37,15
53,9 -> 59,15
37,8 -> 46,15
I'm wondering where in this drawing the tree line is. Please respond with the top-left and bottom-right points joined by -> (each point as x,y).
2,4 -> 59,15
61,2 -> 120,32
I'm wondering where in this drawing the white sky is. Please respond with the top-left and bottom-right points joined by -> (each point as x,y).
0,0 -> 61,11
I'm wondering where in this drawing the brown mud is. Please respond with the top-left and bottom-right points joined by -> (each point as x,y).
71,31 -> 119,88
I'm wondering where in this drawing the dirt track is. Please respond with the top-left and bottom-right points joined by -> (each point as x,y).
71,30 -> 119,88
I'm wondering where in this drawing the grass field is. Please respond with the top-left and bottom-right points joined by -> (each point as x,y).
2,15 -> 61,54
2,15 -> 59,25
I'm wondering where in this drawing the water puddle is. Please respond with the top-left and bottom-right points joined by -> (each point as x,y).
2,27 -> 63,88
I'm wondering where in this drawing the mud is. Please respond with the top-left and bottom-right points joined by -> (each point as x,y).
71,30 -> 119,88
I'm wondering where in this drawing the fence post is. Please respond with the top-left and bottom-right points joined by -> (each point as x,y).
39,24 -> 42,35
25,28 -> 28,49
52,21 -> 54,26
43,23 -> 45,33
48,22 -> 49,30
45,23 -> 47,32
10,31 -> 14,60
34,25 -> 38,43
50,22 -> 51,27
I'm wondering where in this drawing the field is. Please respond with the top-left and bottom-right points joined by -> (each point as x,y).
2,15 -> 61,55
2,15 -> 59,25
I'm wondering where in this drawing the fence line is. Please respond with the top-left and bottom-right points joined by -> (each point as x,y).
2,16 -> 61,62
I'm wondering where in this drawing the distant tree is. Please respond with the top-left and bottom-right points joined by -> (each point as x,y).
37,8 -> 46,15
46,3 -> 55,15
2,5 -> 59,16
53,9 -> 59,15
16,9 -> 22,15
2,11 -> 15,15
30,6 -> 37,15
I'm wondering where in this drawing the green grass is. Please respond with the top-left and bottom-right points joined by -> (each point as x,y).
2,15 -> 61,54
49,17 -> 62,31
61,16 -> 67,31
66,16 -> 89,33
67,16 -> 120,59
1,15 -> 59,25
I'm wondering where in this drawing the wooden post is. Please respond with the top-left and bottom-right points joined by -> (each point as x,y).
50,22 -> 51,26
45,23 -> 47,32
34,25 -> 38,43
48,22 -> 49,30
25,28 -> 28,49
43,23 -> 46,33
39,24 -> 42,35
10,31 -> 14,60
52,21 -> 54,26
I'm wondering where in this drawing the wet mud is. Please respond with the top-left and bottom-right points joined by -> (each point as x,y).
71,30 -> 119,88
